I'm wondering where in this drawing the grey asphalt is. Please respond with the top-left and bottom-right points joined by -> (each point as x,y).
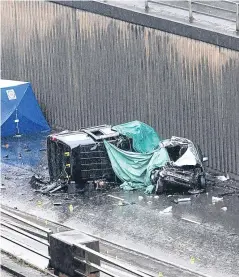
1,133 -> 239,277
2,162 -> 239,277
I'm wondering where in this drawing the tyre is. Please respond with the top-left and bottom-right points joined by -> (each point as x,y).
156,178 -> 164,194
199,175 -> 206,189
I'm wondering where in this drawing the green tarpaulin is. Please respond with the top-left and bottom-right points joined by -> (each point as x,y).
112,121 -> 160,153
104,140 -> 170,193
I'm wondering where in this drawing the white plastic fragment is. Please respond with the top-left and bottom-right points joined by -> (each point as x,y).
108,194 -> 124,201
138,196 -> 144,201
221,207 -> 227,211
160,206 -> 172,214
177,198 -> 191,202
118,201 -> 127,206
181,217 -> 201,225
154,195 -> 159,199
212,196 -> 223,203
53,202 -> 62,206
217,174 -> 230,182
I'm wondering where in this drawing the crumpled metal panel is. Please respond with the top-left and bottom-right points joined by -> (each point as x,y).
1,1 -> 239,177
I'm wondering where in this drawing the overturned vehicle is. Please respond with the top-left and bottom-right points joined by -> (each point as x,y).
151,137 -> 208,193
47,125 -> 132,188
46,121 -> 208,194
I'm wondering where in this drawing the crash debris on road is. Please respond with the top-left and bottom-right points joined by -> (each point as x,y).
3,120 -> 236,197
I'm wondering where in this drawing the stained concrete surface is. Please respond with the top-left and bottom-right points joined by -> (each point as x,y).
96,0 -> 238,36
1,252 -> 52,277
1,270 -> 16,277
1,134 -> 239,277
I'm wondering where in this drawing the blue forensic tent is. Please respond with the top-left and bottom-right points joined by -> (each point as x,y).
1,80 -> 50,137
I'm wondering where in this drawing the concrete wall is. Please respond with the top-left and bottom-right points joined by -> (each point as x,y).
1,1 -> 239,177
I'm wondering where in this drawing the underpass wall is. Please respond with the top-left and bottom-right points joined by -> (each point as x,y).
1,1 -> 239,177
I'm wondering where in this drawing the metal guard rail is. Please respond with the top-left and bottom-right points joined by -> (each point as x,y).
1,208 -> 52,260
145,0 -> 239,32
73,243 -> 153,277
1,208 -> 52,234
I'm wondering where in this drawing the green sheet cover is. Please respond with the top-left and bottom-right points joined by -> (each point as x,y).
112,121 -> 160,153
104,140 -> 170,193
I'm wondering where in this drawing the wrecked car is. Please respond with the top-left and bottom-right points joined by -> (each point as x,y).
46,121 -> 208,195
47,125 -> 132,187
151,136 -> 208,193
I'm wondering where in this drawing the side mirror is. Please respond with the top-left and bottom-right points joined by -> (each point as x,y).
203,157 -> 208,162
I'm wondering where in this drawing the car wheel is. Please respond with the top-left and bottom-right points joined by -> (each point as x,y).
156,178 -> 164,194
199,175 -> 206,189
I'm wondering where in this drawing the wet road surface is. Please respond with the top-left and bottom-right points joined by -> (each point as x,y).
1,204 -> 210,277
1,134 -> 239,277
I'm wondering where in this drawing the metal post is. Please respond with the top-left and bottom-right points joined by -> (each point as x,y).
236,3 -> 239,32
188,0 -> 193,23
145,0 -> 149,12
85,251 -> 90,275
47,230 -> 53,267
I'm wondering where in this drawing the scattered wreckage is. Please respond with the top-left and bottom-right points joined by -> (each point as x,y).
32,121 -> 209,194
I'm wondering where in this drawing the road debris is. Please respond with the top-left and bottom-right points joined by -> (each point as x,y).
108,195 -> 124,201
53,202 -> 62,206
68,204 -> 74,212
138,196 -> 144,201
159,206 -> 172,214
212,196 -> 223,204
188,189 -> 204,194
221,207 -> 228,211
108,194 -> 135,206
173,197 -> 191,204
181,217 -> 201,225
118,200 -> 128,206
2,143 -> 9,148
217,174 -> 230,182
1,184 -> 6,190
23,144 -> 31,152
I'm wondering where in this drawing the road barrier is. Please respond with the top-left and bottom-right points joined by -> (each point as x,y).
145,0 -> 239,31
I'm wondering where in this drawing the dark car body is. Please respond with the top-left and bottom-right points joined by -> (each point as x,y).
47,125 -> 131,186
151,136 -> 207,193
